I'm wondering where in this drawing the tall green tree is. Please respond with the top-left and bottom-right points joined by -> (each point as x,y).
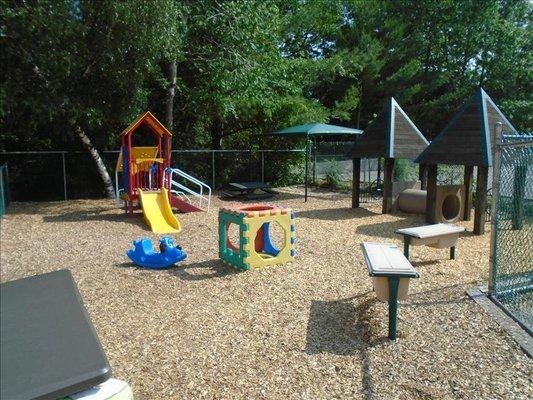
1,0 -> 530,199
174,0 -> 326,149
1,0 -> 183,197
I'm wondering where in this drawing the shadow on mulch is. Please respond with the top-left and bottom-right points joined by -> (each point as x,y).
114,260 -> 239,281
42,209 -> 148,229
168,259 -> 240,281
275,191 -> 352,203
403,281 -> 478,308
410,259 -> 441,268
6,200 -> 116,215
216,189 -> 352,205
356,217 -> 422,239
304,294 -> 386,399
459,230 -> 477,237
297,207 -> 379,221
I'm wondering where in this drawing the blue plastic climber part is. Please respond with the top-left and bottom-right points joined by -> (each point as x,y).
126,236 -> 187,269
261,223 -> 280,256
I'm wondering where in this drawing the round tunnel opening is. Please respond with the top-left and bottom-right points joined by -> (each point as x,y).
442,194 -> 461,221
254,221 -> 285,259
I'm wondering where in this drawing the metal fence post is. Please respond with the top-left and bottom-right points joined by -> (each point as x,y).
211,150 -> 216,189
261,151 -> 265,183
488,122 -> 502,294
62,152 -> 67,200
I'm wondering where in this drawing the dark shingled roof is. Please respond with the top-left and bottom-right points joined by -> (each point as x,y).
415,88 -> 516,167
352,97 -> 429,159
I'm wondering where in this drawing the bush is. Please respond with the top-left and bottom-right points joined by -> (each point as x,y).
394,159 -> 418,182
324,159 -> 343,189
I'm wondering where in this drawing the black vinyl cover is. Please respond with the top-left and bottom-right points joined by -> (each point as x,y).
1,270 -> 111,400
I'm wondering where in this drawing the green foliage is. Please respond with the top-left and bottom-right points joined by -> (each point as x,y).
393,159 -> 418,182
1,0 -> 184,150
1,0 -> 531,156
324,159 -> 343,189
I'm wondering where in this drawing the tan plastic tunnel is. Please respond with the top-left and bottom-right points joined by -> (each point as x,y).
397,185 -> 465,223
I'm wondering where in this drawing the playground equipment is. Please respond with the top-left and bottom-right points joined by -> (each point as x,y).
416,88 -> 517,234
137,187 -> 181,233
351,97 -> 429,213
395,184 -> 465,223
127,236 -> 187,269
361,242 -> 420,340
164,167 -> 211,212
434,185 -> 465,223
218,204 -> 296,270
115,112 -> 211,233
396,223 -> 465,260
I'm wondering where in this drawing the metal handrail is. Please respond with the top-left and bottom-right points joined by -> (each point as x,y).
165,167 -> 212,211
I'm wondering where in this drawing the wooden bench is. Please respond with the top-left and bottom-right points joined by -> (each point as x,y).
361,242 -> 420,340
395,223 -> 465,261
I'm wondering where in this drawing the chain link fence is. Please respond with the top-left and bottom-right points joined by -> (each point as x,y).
310,141 -> 382,202
0,144 -> 385,202
489,133 -> 533,333
0,150 -> 306,201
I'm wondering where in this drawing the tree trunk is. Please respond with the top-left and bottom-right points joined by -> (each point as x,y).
164,60 -> 177,131
209,117 -> 223,188
74,124 -> 115,198
31,65 -> 115,199
210,116 -> 223,150
356,84 -> 363,129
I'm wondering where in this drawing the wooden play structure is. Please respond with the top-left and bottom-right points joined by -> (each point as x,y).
415,88 -> 517,234
351,97 -> 429,213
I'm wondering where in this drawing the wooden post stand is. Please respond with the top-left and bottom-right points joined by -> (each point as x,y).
387,277 -> 400,340
418,164 -> 427,190
425,164 -> 438,223
352,158 -> 361,208
463,165 -> 474,221
382,158 -> 395,214
474,166 -> 489,235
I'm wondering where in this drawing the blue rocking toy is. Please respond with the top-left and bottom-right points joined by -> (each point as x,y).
127,236 -> 187,269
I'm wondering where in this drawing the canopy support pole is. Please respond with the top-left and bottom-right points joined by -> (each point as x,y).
312,138 -> 317,184
305,135 -> 309,202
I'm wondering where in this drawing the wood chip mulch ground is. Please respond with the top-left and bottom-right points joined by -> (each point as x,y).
1,187 -> 531,399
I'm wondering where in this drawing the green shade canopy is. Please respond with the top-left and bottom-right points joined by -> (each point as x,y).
268,123 -> 362,202
272,123 -> 363,137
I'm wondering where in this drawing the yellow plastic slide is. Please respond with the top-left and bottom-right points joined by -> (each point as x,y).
138,188 -> 182,234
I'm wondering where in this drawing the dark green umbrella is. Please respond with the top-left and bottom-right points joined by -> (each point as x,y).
273,123 -> 363,137
271,123 -> 363,201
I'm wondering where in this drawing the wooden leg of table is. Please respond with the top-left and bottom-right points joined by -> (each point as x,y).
450,246 -> 456,260
403,236 -> 410,260
388,276 -> 400,340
